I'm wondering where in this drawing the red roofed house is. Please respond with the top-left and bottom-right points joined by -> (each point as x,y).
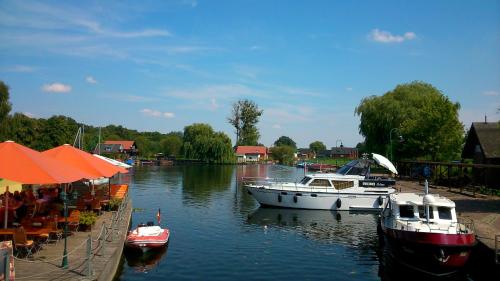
235,146 -> 268,163
99,140 -> 138,158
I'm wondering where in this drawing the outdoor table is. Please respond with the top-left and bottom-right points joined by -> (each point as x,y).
0,229 -> 15,236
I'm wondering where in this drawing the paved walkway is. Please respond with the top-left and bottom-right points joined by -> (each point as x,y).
14,200 -> 132,281
396,179 -> 500,250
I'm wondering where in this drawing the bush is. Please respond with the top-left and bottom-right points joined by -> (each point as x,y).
79,211 -> 97,226
109,198 -> 123,211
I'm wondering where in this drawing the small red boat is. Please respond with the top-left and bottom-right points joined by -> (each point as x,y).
126,209 -> 170,251
378,181 -> 476,276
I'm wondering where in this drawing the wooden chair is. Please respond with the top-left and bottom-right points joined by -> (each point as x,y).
91,199 -> 102,215
14,227 -> 35,258
47,220 -> 63,243
67,210 -> 80,232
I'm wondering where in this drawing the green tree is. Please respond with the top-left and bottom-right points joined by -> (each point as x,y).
309,141 -> 326,154
228,99 -> 263,145
161,133 -> 183,157
37,115 -> 79,150
355,81 -> 463,161
274,136 -> 297,149
2,113 -> 41,146
182,123 -> 234,163
0,81 -> 12,140
270,145 -> 296,164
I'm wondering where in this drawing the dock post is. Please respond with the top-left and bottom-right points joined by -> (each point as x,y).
496,234 -> 500,264
87,234 -> 93,278
4,250 -> 10,281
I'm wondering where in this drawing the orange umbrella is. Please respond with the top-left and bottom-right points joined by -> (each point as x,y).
42,144 -> 128,178
0,141 -> 90,184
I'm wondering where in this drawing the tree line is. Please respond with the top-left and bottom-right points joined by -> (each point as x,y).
0,81 -> 235,163
1,79 -> 470,164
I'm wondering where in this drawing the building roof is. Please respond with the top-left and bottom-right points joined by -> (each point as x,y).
331,147 -> 357,154
297,148 -> 313,154
462,122 -> 500,159
95,143 -> 122,154
235,146 -> 267,155
104,140 -> 135,150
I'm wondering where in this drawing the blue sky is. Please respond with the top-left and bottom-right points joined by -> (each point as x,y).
1,0 -> 499,148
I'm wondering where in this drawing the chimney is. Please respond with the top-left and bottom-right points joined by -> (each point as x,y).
485,115 -> 487,124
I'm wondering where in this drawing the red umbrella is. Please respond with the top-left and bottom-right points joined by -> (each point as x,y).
0,141 -> 90,184
42,144 -> 128,178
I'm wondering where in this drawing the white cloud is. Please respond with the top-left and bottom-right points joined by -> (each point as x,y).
182,0 -> 198,7
23,112 -> 35,118
483,90 -> 499,96
141,109 -> 175,118
125,95 -> 158,102
272,124 -> 281,129
346,87 -> 353,91
210,98 -> 219,111
368,29 -> 417,43
42,82 -> 72,93
265,104 -> 315,123
3,65 -> 35,72
249,45 -> 263,51
164,84 -> 264,100
104,29 -> 171,38
164,46 -> 222,55
86,76 -> 97,84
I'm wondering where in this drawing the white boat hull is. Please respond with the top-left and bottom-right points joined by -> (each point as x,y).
246,186 -> 389,211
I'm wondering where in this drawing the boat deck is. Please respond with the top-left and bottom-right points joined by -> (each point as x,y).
397,180 -> 500,250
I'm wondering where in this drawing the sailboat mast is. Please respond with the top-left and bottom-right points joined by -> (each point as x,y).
98,127 -> 101,155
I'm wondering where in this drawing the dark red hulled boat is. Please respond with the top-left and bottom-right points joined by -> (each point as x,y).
378,181 -> 476,276
126,209 -> 170,252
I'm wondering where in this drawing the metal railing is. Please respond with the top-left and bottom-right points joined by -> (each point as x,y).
11,192 -> 130,280
495,234 -> 500,265
241,177 -> 333,193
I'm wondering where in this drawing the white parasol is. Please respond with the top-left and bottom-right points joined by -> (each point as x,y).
93,154 -> 133,169
372,153 -> 398,174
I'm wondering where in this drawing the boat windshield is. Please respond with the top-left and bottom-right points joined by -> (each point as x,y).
299,176 -> 312,185
335,160 -> 370,176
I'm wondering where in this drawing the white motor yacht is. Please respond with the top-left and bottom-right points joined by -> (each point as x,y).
244,153 -> 397,211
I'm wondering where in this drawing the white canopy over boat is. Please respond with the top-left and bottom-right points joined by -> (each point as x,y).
372,153 -> 398,174
93,154 -> 132,168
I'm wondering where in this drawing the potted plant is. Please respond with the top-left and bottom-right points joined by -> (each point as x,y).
79,211 -> 97,231
109,198 -> 122,211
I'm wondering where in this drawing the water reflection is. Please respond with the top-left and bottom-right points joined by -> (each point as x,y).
181,165 -> 234,205
123,246 -> 168,273
247,208 -> 378,248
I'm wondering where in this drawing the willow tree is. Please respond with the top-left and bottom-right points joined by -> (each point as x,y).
182,123 -> 234,163
309,141 -> 326,154
228,99 -> 263,146
355,81 -> 463,161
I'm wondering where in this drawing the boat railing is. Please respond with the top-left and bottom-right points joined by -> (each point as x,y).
241,176 -> 292,185
241,177 -> 332,193
457,217 -> 475,234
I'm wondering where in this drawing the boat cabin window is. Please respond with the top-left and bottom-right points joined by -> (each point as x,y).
399,205 -> 415,218
309,179 -> 332,187
335,160 -> 370,176
437,207 -> 452,220
418,206 -> 434,219
332,180 -> 354,190
299,176 -> 312,185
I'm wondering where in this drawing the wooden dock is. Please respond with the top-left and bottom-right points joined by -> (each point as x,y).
13,196 -> 132,280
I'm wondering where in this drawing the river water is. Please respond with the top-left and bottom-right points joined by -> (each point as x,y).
115,164 -> 484,281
